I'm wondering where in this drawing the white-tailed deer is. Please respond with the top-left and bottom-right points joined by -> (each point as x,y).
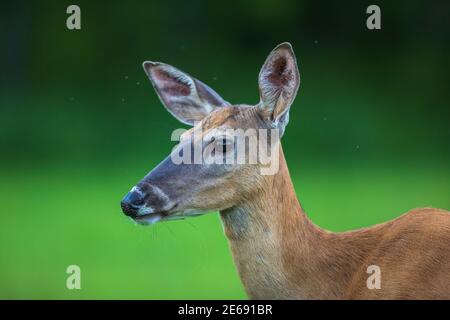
121,43 -> 450,299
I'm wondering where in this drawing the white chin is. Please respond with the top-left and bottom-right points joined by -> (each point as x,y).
134,214 -> 163,225
132,210 -> 206,226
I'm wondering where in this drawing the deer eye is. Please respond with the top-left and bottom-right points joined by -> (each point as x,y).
215,136 -> 233,154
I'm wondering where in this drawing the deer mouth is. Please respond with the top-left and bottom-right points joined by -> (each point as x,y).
132,206 -> 204,225
133,213 -> 166,225
132,204 -> 180,225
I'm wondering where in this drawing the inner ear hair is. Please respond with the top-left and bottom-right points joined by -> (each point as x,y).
258,42 -> 300,123
143,61 -> 230,125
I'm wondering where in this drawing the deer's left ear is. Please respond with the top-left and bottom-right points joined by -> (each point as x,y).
258,42 -> 300,131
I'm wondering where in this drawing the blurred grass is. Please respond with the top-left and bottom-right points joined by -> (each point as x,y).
1,1 -> 449,298
0,159 -> 448,299
0,64 -> 449,298
0,55 -> 448,298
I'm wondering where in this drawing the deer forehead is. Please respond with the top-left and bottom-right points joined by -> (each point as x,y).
180,105 -> 263,141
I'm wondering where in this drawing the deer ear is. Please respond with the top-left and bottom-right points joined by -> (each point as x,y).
143,61 -> 230,125
258,43 -> 300,131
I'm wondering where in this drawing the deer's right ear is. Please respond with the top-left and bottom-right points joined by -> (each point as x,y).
257,43 -> 300,131
143,62 -> 230,125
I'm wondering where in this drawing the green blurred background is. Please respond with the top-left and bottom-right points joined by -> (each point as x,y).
0,0 -> 449,299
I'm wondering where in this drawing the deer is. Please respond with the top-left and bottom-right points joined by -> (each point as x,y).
121,42 -> 450,299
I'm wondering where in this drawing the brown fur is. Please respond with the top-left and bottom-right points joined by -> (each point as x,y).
220,143 -> 450,299
139,44 -> 450,300
148,104 -> 450,300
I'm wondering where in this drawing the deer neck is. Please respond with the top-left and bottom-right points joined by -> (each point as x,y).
220,146 -> 356,299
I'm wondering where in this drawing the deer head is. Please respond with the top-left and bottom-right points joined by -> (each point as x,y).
121,43 -> 300,225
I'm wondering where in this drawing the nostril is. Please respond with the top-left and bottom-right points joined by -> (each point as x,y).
121,190 -> 146,213
121,201 -> 135,216
127,191 -> 145,208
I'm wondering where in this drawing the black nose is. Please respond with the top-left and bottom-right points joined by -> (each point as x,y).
121,191 -> 145,216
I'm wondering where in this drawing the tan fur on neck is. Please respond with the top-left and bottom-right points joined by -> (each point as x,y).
221,146 -> 450,299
